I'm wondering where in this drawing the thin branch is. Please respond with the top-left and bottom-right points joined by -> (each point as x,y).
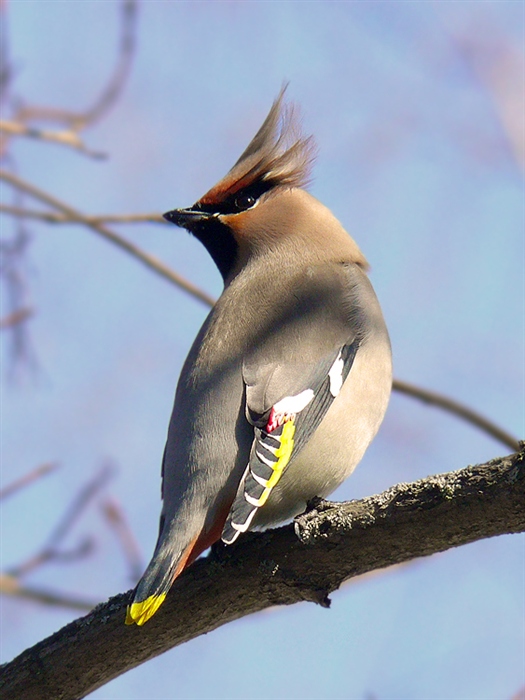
0,449 -> 523,700
79,0 -> 138,127
6,541 -> 95,580
0,574 -> 96,612
7,466 -> 113,578
101,498 -> 143,582
1,170 -> 518,448
1,179 -> 519,452
0,306 -> 32,329
0,121 -> 106,158
46,466 -> 113,547
0,204 -> 164,224
444,22 -> 525,172
0,463 -> 57,500
0,217 -> 37,376
393,379 -> 520,451
0,1 -> 137,164
11,0 -> 137,132
0,169 -> 216,307
0,1 -> 12,107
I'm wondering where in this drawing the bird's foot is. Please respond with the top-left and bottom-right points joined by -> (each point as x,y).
303,496 -> 336,515
293,496 -> 336,541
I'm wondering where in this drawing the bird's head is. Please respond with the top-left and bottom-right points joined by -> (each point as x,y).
163,87 -> 319,281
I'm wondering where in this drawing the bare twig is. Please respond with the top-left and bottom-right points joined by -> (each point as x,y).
1,170 -> 518,448
79,0 -> 137,127
393,379 -> 521,451
101,498 -> 143,582
0,204 -> 164,225
9,541 -> 95,579
0,120 -> 106,158
0,0 -> 11,108
510,686 -> 525,700
39,466 -> 113,552
0,169 -> 216,307
11,0 -> 137,132
443,20 -> 525,171
0,463 -> 57,500
0,1 -> 137,163
0,574 -> 96,612
0,217 -> 37,375
0,306 -> 32,329
7,465 -> 114,578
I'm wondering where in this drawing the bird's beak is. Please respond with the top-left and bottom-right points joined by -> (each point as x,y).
163,207 -> 212,229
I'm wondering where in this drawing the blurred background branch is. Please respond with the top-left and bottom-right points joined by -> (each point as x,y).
0,574 -> 97,612
1,463 -> 140,611
443,17 -> 525,172
0,0 -> 137,159
0,166 -> 518,448
0,462 -> 57,500
0,169 -> 216,306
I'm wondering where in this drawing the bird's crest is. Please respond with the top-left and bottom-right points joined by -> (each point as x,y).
199,86 -> 317,207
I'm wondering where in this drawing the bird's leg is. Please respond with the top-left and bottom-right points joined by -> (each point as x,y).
293,495 -> 336,530
294,496 -> 337,543
304,495 -> 336,514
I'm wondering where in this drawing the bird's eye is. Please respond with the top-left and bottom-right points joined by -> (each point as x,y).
234,194 -> 256,211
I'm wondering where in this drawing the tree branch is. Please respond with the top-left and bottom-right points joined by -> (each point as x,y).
393,379 -> 520,451
0,306 -> 33,331
1,174 -> 521,453
0,462 -> 57,500
0,121 -> 106,158
0,575 -> 97,612
4,0 -> 138,133
2,175 -> 518,451
0,169 -> 216,307
1,448 -> 523,700
0,204 -> 164,225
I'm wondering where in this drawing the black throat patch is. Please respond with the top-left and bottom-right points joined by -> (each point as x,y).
186,216 -> 239,281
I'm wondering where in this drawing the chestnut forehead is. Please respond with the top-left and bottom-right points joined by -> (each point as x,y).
198,170 -> 259,206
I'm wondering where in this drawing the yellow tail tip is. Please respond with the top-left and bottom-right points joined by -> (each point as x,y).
125,593 -> 167,626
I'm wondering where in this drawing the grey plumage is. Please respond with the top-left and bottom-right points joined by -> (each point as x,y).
126,90 -> 392,626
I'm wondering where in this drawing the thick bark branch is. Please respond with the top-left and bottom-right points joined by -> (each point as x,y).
1,449 -> 524,700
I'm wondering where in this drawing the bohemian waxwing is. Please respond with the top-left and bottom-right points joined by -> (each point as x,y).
126,89 -> 392,626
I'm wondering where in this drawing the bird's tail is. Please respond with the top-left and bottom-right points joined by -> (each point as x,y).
125,531 -> 201,626
126,495 -> 235,626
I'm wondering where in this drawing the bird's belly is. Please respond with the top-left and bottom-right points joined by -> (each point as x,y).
253,336 -> 392,527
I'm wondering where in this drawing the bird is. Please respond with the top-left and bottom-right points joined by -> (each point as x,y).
126,88 -> 392,626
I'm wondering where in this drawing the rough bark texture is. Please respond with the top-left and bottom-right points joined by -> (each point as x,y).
1,448 -> 524,700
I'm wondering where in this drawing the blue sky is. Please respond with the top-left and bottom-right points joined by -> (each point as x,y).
1,2 -> 523,699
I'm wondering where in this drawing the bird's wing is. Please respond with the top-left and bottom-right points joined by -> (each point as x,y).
221,262 -> 362,544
